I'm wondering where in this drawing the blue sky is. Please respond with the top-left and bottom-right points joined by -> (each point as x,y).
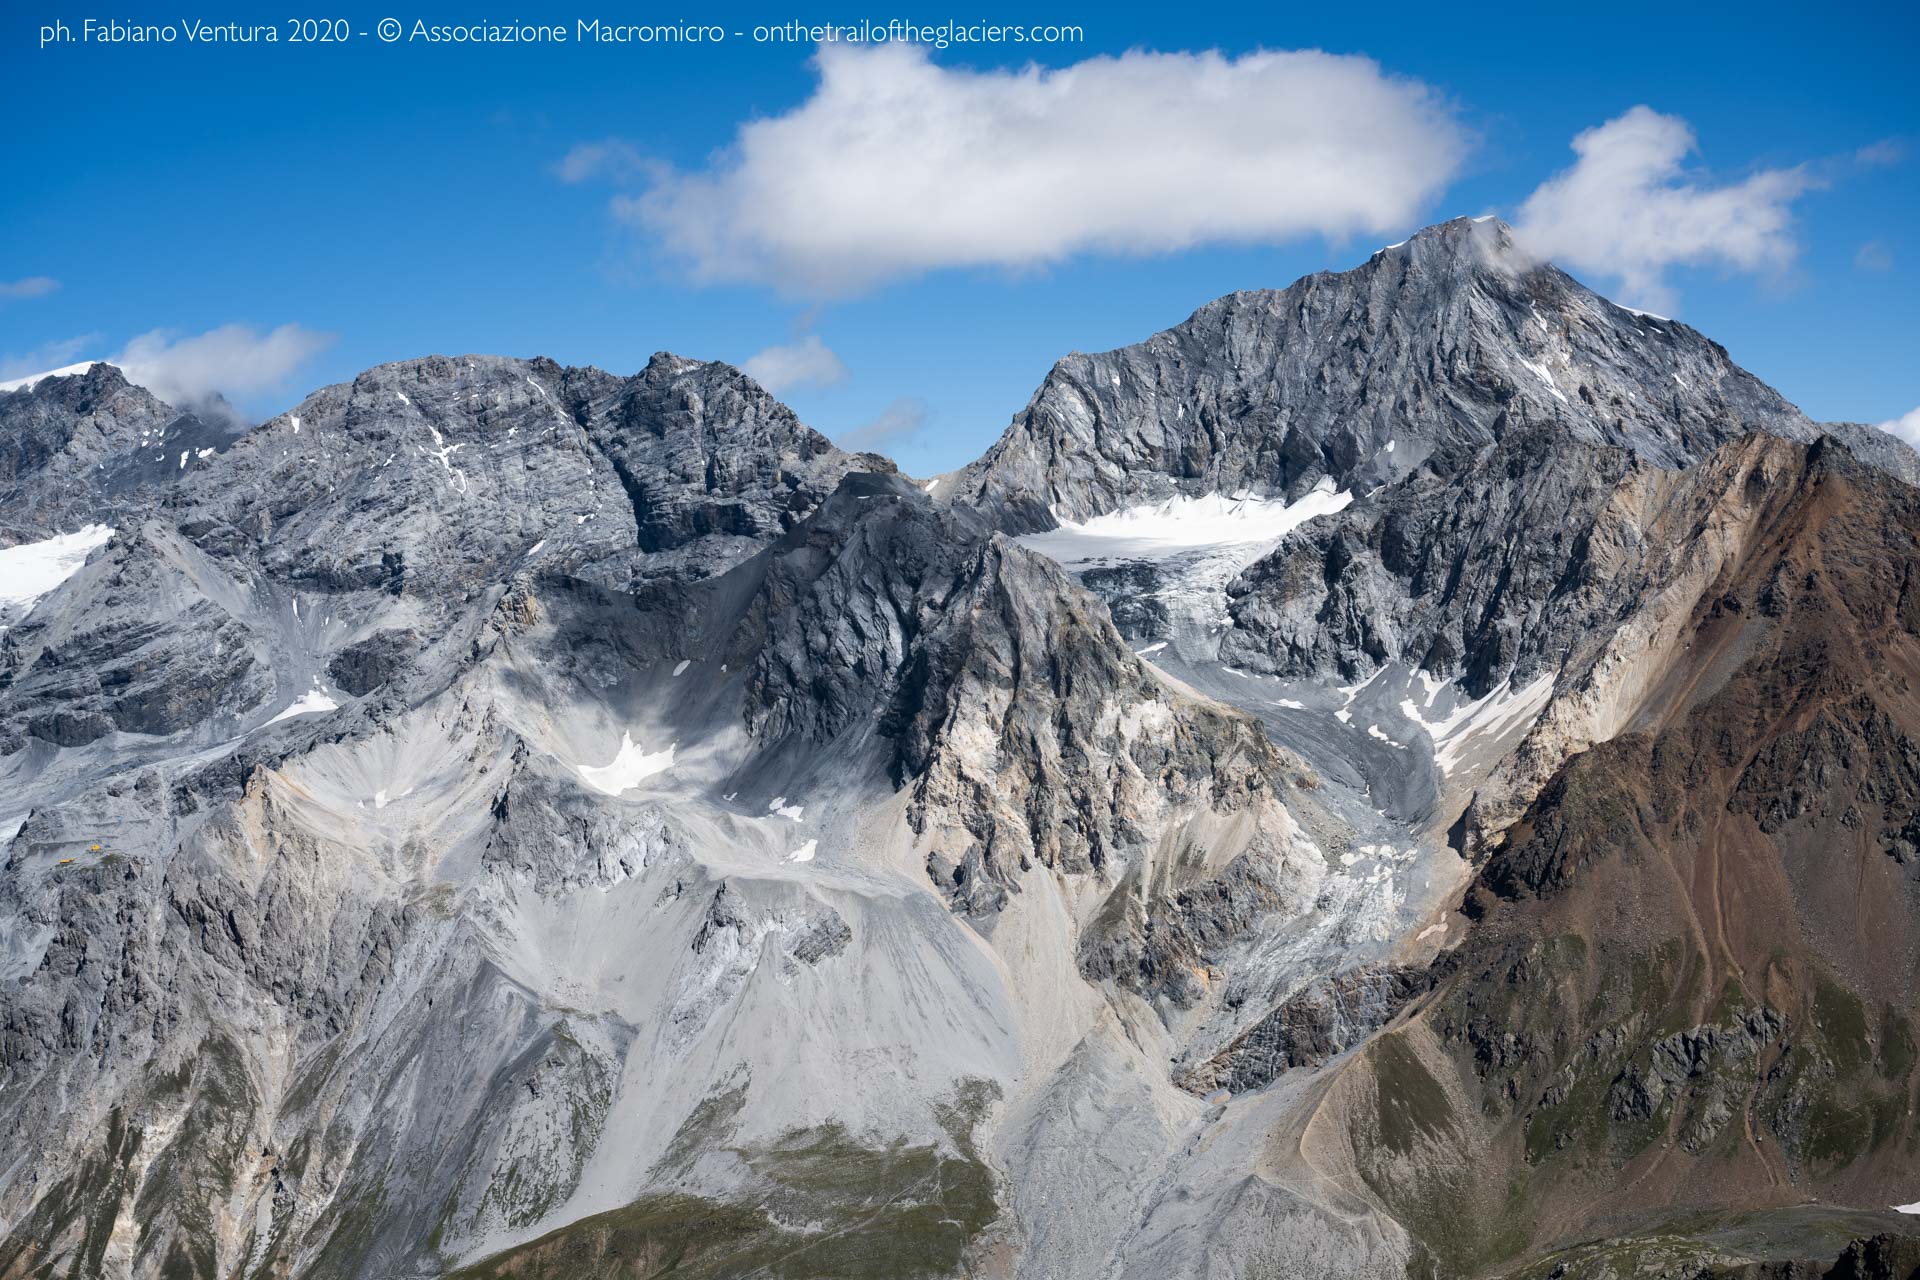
2,2 -> 1915,475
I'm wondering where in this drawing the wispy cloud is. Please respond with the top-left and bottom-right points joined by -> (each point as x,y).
0,334 -> 100,381
555,138 -> 648,184
1515,106 -> 1819,313
837,396 -> 928,453
617,43 -> 1467,296
1882,406 -> 1920,450
1856,240 -> 1893,272
0,276 -> 60,301
1856,138 -> 1904,167
740,333 -> 848,394
113,323 -> 334,410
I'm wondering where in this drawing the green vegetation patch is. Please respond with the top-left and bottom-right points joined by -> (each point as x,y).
452,1084 -> 1001,1280
1371,1033 -> 1456,1157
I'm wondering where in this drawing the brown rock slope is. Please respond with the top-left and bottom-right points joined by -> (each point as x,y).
1308,435 -> 1920,1274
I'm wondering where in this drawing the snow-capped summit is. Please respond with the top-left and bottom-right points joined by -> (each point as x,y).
0,359 -> 109,394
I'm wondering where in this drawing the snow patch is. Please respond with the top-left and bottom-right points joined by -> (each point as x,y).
266,688 -> 339,724
422,424 -> 468,493
1400,674 -> 1556,775
0,526 -> 114,625
672,660 -> 691,677
1519,358 -> 1569,404
787,839 -> 818,863
577,731 -> 676,795
1366,724 -> 1408,750
769,797 -> 804,822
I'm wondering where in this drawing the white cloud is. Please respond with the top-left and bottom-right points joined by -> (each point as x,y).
113,323 -> 334,409
1882,406 -> 1920,450
740,333 -> 848,393
1515,106 -> 1818,313
0,276 -> 60,301
1856,240 -> 1893,272
619,43 -> 1466,296
555,138 -> 648,184
837,397 -> 928,453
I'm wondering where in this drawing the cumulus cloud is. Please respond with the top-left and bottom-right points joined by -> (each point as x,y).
555,138 -> 649,184
740,333 -> 848,393
1515,106 -> 1818,313
837,397 -> 929,453
0,276 -> 60,301
618,42 -> 1466,296
1882,406 -> 1920,450
113,323 -> 334,409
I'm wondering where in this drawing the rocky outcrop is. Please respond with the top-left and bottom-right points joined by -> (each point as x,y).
719,471 -> 1299,915
1220,426 -> 1643,692
1176,963 -> 1438,1093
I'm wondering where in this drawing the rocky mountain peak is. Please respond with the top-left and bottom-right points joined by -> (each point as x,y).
950,216 -> 1847,533
0,361 -> 233,544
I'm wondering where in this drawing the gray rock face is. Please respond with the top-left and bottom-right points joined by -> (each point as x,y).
647,469 -> 1294,916
1176,963 -> 1439,1094
0,363 -> 232,544
951,217 -> 1878,532
1218,426 -> 1648,694
0,352 -> 881,754
1220,426 -> 1920,699
170,350 -> 882,594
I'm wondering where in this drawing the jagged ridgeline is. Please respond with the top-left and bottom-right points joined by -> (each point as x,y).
2,218 -> 1917,1279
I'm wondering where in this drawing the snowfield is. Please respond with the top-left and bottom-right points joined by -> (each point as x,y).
1023,482 -> 1352,563
0,525 -> 114,627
